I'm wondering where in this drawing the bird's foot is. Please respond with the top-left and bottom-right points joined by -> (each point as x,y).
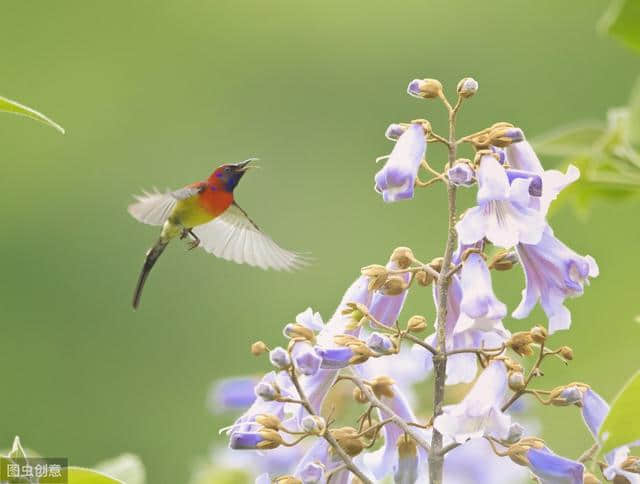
187,239 -> 200,251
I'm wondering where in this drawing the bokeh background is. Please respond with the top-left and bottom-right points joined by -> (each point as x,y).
2,1 -> 639,482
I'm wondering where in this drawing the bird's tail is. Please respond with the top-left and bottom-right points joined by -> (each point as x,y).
132,237 -> 169,309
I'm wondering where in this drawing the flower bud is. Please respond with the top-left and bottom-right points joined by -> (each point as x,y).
301,415 -> 326,435
229,429 -> 283,450
361,264 -> 388,291
385,123 -> 407,141
283,323 -> 315,342
254,381 -> 279,401
503,358 -> 524,373
255,413 -> 281,430
457,77 -> 478,98
549,385 -> 584,406
269,347 -> 291,370
370,376 -> 395,399
488,126 -> 525,147
559,346 -> 574,361
353,386 -> 369,404
489,250 -> 519,271
390,247 -> 414,269
505,423 -> 525,444
582,472 -> 600,484
508,371 -> 526,391
530,325 -> 547,344
507,332 -> 535,357
381,276 -> 406,296
330,427 -> 365,457
367,332 -> 395,354
251,341 -> 268,356
407,315 -> 428,332
407,78 -> 443,99
448,161 -> 475,187
621,455 -> 640,474
274,476 -> 303,484
300,462 -> 325,483
428,257 -> 444,273
414,269 -> 434,287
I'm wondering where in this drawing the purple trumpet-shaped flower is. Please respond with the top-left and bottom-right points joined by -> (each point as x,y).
293,439 -> 359,484
366,332 -> 394,353
513,225 -> 599,333
525,447 -> 584,484
208,377 -> 259,414
456,253 -> 508,335
603,447 -> 640,484
295,307 -> 324,332
291,341 -> 322,376
374,123 -> 426,202
299,461 -> 325,483
229,431 -> 271,450
433,361 -> 511,443
394,437 -> 419,484
385,123 -> 407,140
456,154 -> 546,248
505,131 -> 580,215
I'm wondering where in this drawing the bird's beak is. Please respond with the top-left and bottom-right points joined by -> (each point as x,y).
235,158 -> 259,172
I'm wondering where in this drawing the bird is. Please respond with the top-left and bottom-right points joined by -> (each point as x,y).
127,158 -> 308,309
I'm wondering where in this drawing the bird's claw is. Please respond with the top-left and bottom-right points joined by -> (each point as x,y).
187,239 -> 200,251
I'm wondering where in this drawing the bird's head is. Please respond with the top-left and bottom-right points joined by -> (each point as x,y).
209,158 -> 257,191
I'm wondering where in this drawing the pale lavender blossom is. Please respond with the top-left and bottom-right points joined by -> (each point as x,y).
293,439 -> 357,484
269,347 -> 291,369
456,253 -> 508,334
230,431 -> 273,450
385,123 -> 408,140
433,361 -> 511,443
369,261 -> 411,327
525,447 -> 584,484
455,154 -> 546,248
374,123 -> 426,202
295,307 -> 324,332
315,346 -> 354,369
603,447 -> 640,484
448,162 -> 475,187
366,332 -> 394,353
513,225 -> 599,333
505,131 -> 580,214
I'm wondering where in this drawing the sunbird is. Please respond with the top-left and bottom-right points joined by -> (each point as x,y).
128,159 -> 307,309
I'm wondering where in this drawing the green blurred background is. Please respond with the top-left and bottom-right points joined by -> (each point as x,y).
1,1 -> 639,482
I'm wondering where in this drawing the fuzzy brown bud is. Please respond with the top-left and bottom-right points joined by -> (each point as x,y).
407,315 -> 428,332
330,427 -> 365,457
489,250 -> 519,271
283,323 -> 315,342
255,414 -> 281,430
507,331 -> 535,357
257,429 -> 284,449
559,346 -> 574,361
352,387 -> 369,404
390,247 -> 415,269
530,325 -> 548,344
381,276 -> 406,296
251,341 -> 268,356
370,376 -> 395,399
408,78 -> 443,99
428,257 -> 444,273
361,264 -> 388,291
621,455 -> 640,474
415,269 -> 434,287
582,472 -> 600,484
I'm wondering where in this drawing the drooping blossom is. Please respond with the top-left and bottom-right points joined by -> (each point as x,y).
513,225 -> 599,333
433,361 -> 511,443
374,123 -> 427,202
456,154 -> 546,248
505,130 -> 580,214
525,447 -> 584,484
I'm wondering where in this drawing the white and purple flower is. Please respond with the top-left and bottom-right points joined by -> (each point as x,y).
513,225 -> 599,333
374,123 -> 427,202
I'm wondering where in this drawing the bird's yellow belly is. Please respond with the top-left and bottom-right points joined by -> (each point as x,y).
170,197 -> 216,228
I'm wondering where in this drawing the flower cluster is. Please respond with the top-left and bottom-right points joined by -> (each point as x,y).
200,78 -> 638,484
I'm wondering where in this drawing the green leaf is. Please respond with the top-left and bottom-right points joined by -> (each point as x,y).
63,467 -> 125,484
95,454 -> 145,484
0,95 -> 65,134
599,369 -> 640,454
599,0 -> 640,52
532,122 -> 605,157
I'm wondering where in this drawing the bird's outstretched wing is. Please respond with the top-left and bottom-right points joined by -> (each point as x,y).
128,186 -> 202,226
193,203 -> 309,271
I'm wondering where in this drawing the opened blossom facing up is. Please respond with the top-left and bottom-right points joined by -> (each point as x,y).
455,154 -> 546,248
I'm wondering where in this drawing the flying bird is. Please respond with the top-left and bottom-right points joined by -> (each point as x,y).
128,159 -> 307,309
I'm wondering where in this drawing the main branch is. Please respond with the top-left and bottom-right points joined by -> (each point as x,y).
428,95 -> 460,484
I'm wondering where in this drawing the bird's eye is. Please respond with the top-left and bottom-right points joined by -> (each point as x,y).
224,167 -> 231,173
